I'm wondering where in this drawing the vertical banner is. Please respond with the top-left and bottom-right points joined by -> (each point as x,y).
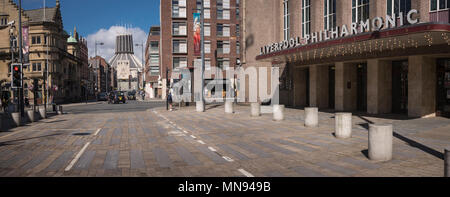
22,26 -> 30,63
193,13 -> 201,56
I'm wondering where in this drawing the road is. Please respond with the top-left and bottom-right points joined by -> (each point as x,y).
0,100 -> 448,177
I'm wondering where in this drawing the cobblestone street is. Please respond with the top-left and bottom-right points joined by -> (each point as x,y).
0,101 -> 448,177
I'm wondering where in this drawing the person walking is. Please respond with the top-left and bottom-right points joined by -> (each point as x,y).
168,89 -> 173,111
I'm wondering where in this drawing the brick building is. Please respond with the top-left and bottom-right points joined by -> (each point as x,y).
160,0 -> 242,100
144,26 -> 162,99
89,56 -> 114,95
243,0 -> 450,118
0,0 -> 89,105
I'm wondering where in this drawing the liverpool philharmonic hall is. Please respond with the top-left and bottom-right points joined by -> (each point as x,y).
244,0 -> 450,118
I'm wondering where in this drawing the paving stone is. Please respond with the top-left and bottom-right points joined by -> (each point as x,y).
45,151 -> 75,171
74,151 -> 96,170
130,150 -> 146,169
291,166 -> 326,177
234,142 -> 273,158
316,162 -> 357,176
254,141 -> 296,155
104,150 -> 119,170
153,147 -> 172,168
196,146 -> 227,164
272,139 -> 317,152
216,144 -> 250,161
0,151 -> 30,168
21,151 -> 52,170
174,146 -> 201,166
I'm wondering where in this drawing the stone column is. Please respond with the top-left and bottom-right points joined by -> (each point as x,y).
251,103 -> 261,117
196,101 -> 205,112
335,113 -> 352,138
335,62 -> 345,111
305,107 -> 319,127
273,105 -> 285,121
445,148 -> 449,177
408,56 -> 436,118
225,100 -> 234,114
27,110 -> 35,122
11,112 -> 21,127
39,106 -> 47,119
309,65 -> 329,109
369,124 -> 393,161
367,59 -> 392,114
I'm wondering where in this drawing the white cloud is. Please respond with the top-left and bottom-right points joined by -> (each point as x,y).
86,26 -> 148,63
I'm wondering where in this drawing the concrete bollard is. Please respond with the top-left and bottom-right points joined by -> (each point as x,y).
273,105 -> 285,121
27,110 -> 36,122
368,124 -> 393,162
250,103 -> 261,117
335,113 -> 352,139
11,112 -> 21,127
225,101 -> 234,114
39,107 -> 47,119
445,148 -> 449,177
58,106 -> 63,115
196,101 -> 205,112
305,107 -> 319,127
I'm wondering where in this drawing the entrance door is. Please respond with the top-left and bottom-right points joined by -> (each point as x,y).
392,61 -> 409,114
357,64 -> 367,111
329,66 -> 335,109
437,59 -> 450,118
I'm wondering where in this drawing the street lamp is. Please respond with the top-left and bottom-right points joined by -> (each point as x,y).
94,41 -> 103,95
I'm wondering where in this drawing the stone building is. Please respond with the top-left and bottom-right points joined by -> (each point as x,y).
89,56 -> 115,94
242,0 -> 450,118
0,0 -> 88,105
109,34 -> 143,92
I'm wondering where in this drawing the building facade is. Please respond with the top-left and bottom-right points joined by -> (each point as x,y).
243,0 -> 450,118
145,26 -> 162,99
89,56 -> 114,94
0,0 -> 88,105
160,0 -> 242,100
109,34 -> 143,92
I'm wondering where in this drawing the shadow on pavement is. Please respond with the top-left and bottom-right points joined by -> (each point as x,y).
0,133 -> 63,147
357,115 -> 444,160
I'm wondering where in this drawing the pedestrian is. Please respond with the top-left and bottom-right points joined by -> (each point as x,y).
168,89 -> 173,111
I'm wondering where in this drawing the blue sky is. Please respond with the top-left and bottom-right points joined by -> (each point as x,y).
15,0 -> 161,60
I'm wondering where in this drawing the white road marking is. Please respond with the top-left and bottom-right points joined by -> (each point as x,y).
93,128 -> 101,136
197,140 -> 205,145
183,130 -> 189,134
238,169 -> 255,177
65,142 -> 91,171
208,147 -> 217,152
190,135 -> 197,139
222,156 -> 234,162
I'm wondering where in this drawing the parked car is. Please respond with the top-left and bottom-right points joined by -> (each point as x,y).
97,92 -> 108,101
127,91 -> 136,100
108,91 -> 126,104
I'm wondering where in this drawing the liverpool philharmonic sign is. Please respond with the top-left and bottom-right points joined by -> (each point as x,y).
260,9 -> 420,55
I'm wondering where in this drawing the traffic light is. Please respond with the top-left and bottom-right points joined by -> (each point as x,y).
11,64 -> 22,88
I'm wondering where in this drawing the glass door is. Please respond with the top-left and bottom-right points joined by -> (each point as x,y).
437,59 -> 450,118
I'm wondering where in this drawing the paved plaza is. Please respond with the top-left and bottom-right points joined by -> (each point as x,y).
0,101 -> 449,177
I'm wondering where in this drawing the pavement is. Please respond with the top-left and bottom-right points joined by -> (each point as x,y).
0,100 -> 448,177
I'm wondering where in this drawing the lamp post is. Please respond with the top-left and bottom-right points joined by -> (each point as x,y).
94,41 -> 103,95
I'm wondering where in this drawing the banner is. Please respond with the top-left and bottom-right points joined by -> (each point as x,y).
22,26 -> 30,63
193,13 -> 201,56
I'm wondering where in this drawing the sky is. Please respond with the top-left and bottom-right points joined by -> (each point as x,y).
14,0 -> 161,61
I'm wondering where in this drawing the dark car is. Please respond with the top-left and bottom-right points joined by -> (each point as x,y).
108,91 -> 126,104
97,92 -> 108,101
127,91 -> 136,100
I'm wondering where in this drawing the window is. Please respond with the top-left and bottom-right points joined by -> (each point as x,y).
217,58 -> 230,70
204,23 -> 211,36
217,24 -> 230,37
205,59 -> 211,71
302,0 -> 311,38
283,0 -> 290,40
236,24 -> 240,37
237,8 -> 240,19
150,41 -> 159,54
172,0 -> 187,18
173,57 -> 187,69
32,36 -> 41,45
173,40 -> 187,53
352,0 -> 370,23
32,62 -> 42,72
205,41 -> 211,54
236,42 -> 240,54
204,8 -> 211,19
430,0 -> 450,11
217,41 -> 230,54
1,16 -> 8,26
387,0 -> 411,16
217,0 -> 231,20
172,22 -> 187,36
150,55 -> 159,76
324,0 -> 336,30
